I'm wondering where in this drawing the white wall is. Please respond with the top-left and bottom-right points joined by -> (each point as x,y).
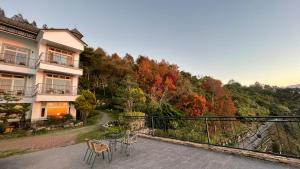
31,102 -> 43,121
40,30 -> 84,51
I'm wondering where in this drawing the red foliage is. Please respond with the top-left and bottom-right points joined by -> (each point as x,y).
137,56 -> 180,102
201,77 -> 236,116
176,93 -> 207,117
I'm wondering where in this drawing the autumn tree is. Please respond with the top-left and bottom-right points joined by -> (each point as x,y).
201,77 -> 236,116
136,56 -> 180,106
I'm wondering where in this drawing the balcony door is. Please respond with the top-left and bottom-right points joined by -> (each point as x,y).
0,73 -> 25,95
47,47 -> 73,66
44,74 -> 72,94
2,44 -> 29,66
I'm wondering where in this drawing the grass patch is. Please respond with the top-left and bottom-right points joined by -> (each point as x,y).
0,149 -> 31,158
86,110 -> 102,125
75,129 -> 105,143
103,109 -> 122,120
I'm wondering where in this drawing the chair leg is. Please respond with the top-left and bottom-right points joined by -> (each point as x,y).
88,152 -> 95,165
90,153 -> 97,169
86,151 -> 92,164
108,150 -> 112,162
83,148 -> 89,161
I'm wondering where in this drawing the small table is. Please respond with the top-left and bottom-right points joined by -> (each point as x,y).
105,132 -> 125,160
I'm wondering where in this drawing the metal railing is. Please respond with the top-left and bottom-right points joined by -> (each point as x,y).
38,53 -> 79,68
35,83 -> 78,95
124,116 -> 300,158
0,53 -> 36,68
0,85 -> 34,97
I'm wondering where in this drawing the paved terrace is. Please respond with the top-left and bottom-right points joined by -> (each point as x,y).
0,138 -> 298,169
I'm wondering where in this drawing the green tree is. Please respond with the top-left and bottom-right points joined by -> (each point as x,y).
113,77 -> 146,112
0,92 -> 29,127
74,90 -> 96,125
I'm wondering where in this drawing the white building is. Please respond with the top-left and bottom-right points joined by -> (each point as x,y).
0,15 -> 86,121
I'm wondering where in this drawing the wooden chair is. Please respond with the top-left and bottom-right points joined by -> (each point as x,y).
90,142 -> 111,168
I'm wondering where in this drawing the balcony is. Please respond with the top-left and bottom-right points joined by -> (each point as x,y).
0,85 -> 34,103
34,83 -> 78,101
36,53 -> 83,76
0,53 -> 36,74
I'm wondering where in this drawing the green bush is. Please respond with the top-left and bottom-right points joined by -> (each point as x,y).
124,112 -> 145,117
47,116 -> 63,125
63,114 -> 73,122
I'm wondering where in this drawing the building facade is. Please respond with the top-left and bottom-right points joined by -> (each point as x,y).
0,16 -> 86,121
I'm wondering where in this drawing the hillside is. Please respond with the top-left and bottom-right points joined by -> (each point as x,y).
79,47 -> 300,117
287,84 -> 300,88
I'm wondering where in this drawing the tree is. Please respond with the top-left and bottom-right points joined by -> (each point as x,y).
0,92 -> 29,127
176,93 -> 207,117
74,90 -> 96,125
201,77 -> 236,116
113,76 -> 146,112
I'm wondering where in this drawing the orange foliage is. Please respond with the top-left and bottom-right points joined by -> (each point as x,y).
137,56 -> 180,102
176,93 -> 207,117
201,77 -> 236,116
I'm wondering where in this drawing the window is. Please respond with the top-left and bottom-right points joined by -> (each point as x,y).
2,44 -> 29,66
0,73 -> 25,95
44,73 -> 72,94
46,102 -> 69,116
47,47 -> 73,66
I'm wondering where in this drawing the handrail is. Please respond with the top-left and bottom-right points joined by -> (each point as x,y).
125,115 -> 300,159
35,83 -> 78,95
0,53 -> 36,68
0,85 -> 34,96
38,53 -> 79,68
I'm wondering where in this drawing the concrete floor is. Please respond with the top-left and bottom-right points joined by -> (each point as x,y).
0,138 -> 298,169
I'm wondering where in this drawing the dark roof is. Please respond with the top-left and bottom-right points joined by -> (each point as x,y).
71,28 -> 83,39
0,16 -> 39,39
0,15 -> 86,45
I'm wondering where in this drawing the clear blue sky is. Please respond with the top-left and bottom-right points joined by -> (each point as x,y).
1,0 -> 300,86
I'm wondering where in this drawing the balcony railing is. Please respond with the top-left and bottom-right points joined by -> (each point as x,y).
125,116 -> 300,159
38,53 -> 79,68
35,83 -> 78,95
0,53 -> 35,68
0,85 -> 34,97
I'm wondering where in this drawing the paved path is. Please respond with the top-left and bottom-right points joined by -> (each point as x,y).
239,122 -> 273,150
0,111 -> 110,152
0,138 -> 298,169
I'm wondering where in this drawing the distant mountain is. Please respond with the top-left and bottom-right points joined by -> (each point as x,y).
287,84 -> 300,88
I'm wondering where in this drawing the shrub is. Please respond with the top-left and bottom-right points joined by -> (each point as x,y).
124,112 -> 145,117
63,114 -> 73,122
47,116 -> 63,125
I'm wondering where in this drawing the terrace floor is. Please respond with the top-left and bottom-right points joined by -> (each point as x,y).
0,138 -> 298,169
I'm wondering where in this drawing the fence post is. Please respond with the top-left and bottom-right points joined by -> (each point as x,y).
151,116 -> 154,136
205,117 -> 210,144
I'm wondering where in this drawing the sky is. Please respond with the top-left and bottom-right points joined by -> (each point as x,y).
1,0 -> 300,87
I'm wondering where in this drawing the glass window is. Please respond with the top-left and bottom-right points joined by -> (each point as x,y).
44,73 -> 72,94
46,102 -> 69,116
2,44 -> 29,66
0,73 -> 25,94
47,47 -> 73,66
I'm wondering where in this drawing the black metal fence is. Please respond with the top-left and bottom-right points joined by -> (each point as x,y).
125,116 -> 300,158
